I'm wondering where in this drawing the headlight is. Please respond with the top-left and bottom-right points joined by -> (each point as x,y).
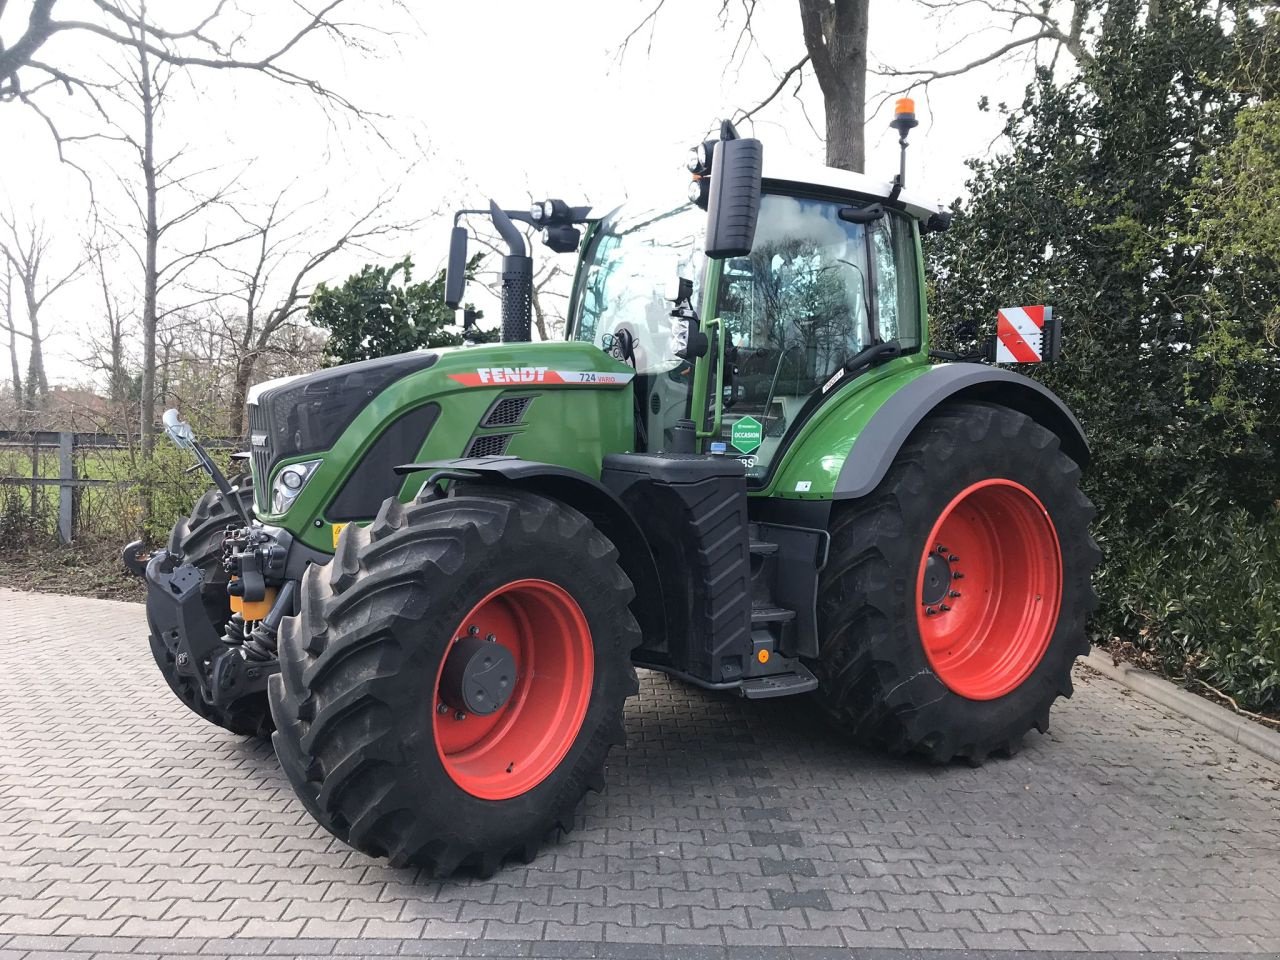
669,318 -> 690,358
271,459 -> 321,514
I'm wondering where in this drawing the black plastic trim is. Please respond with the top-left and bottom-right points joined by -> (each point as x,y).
325,403 -> 440,523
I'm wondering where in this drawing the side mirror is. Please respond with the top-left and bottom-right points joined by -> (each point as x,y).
444,226 -> 468,309
705,137 -> 763,260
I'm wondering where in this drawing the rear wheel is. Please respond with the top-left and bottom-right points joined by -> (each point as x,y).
269,488 -> 640,876
812,402 -> 1099,763
147,480 -> 272,737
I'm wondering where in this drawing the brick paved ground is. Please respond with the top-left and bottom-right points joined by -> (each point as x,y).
0,588 -> 1277,960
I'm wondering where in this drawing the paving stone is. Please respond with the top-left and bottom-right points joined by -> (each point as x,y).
1,588 -> 1279,959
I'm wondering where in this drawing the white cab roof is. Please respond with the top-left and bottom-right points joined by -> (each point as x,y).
762,157 -> 945,223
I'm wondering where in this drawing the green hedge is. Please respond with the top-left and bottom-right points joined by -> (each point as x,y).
1092,486 -> 1280,712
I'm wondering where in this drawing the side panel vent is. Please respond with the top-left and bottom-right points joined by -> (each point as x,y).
481,395 -> 534,427
466,433 -> 513,458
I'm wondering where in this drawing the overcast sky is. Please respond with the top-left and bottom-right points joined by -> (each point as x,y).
1,0 -> 1065,384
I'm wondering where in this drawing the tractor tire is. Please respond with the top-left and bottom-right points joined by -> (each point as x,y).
269,488 -> 640,877
811,401 -> 1099,763
148,480 -> 272,737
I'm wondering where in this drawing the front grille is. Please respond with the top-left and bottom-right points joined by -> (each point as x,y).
466,433 -> 512,458
481,396 -> 533,427
247,403 -> 273,512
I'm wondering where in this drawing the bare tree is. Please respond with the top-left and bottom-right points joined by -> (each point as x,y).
83,244 -> 134,410
204,186 -> 416,433
0,0 -> 393,159
622,0 -> 1096,174
0,258 -> 23,403
83,18 -> 254,469
872,0 -> 1094,106
0,211 -> 83,415
620,0 -> 871,171
5,0 -> 404,466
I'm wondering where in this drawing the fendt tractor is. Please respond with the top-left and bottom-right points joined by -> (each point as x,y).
128,101 -> 1099,877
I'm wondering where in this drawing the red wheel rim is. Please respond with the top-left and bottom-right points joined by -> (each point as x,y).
432,579 -> 593,800
915,479 -> 1062,700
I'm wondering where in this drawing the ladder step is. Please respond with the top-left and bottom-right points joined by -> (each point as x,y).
751,604 -> 796,624
749,539 -> 779,556
741,663 -> 818,699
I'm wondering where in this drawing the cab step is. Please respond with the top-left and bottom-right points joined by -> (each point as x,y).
741,663 -> 818,699
751,604 -> 795,624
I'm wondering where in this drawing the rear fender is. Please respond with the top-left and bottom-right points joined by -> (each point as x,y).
834,364 -> 1089,499
396,457 -> 668,651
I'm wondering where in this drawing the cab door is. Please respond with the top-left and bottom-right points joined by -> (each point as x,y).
697,191 -> 922,482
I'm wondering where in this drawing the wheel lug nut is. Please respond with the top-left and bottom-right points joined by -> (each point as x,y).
949,591 -> 961,598
436,703 -> 448,714
948,555 -> 959,562
486,633 -> 497,643
939,603 -> 951,612
467,625 -> 479,636
925,606 -> 936,616
454,711 -> 466,721
953,572 -> 965,579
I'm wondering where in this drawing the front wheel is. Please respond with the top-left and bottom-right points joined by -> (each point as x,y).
811,401 -> 1099,763
269,488 -> 640,876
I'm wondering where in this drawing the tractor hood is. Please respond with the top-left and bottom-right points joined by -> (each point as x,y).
247,351 -> 439,504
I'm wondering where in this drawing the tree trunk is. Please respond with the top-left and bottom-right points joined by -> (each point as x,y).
22,286 -> 46,412
109,324 -> 126,405
798,0 -> 870,173
137,17 -> 159,532
822,81 -> 866,173
230,352 -> 255,436
6,325 -> 20,406
2,268 -> 19,406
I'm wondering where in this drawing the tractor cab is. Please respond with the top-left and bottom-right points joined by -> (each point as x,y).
567,164 -> 938,482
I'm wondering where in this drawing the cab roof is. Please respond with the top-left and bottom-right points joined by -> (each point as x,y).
761,157 -> 945,224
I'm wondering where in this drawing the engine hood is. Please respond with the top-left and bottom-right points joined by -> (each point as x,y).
247,351 -> 438,505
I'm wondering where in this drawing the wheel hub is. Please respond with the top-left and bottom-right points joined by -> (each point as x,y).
920,550 -> 954,607
439,635 -> 516,716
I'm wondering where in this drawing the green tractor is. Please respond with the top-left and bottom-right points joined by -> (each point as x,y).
131,105 -> 1098,876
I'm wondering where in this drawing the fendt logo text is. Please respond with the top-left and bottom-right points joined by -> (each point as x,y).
447,368 -> 637,387
476,367 -> 549,384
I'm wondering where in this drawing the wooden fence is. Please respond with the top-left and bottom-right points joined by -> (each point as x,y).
0,430 -> 240,544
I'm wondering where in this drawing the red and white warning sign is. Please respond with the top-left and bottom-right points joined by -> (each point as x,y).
995,306 -> 1053,364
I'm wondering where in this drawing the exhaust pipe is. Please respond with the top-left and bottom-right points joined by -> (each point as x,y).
489,200 -> 533,343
